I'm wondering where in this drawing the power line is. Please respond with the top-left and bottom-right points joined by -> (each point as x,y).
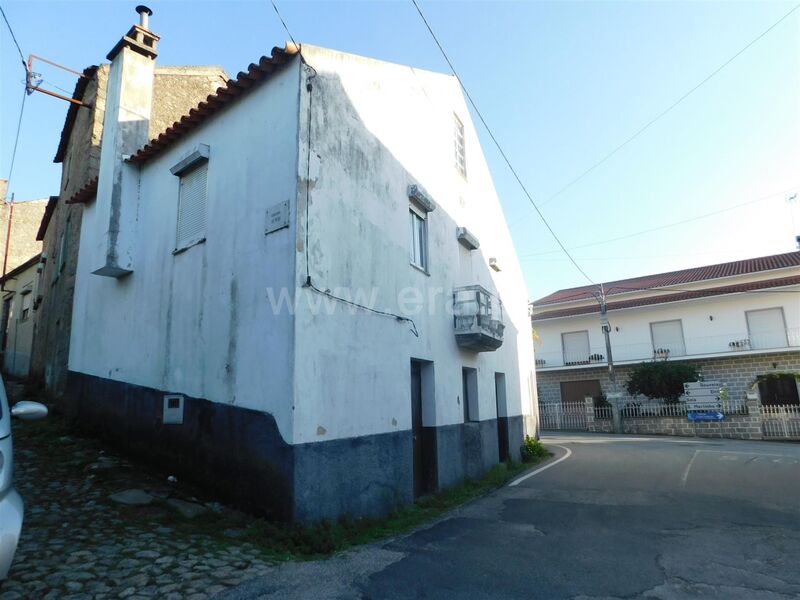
520,185 -> 799,258
538,2 -> 800,209
4,85 -> 27,198
269,0 -> 298,48
409,0 -> 595,286
0,3 -> 25,64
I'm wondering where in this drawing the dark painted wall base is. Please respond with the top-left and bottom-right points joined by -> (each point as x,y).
65,371 -> 531,522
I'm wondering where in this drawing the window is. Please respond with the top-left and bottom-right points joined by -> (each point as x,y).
20,292 -> 32,321
176,162 -> 208,251
409,205 -> 428,271
746,308 -> 788,350
562,330 -> 590,365
454,114 -> 466,178
462,367 -> 478,422
57,217 -> 70,274
650,319 -> 686,357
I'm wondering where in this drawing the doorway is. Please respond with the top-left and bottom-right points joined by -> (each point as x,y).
411,359 -> 436,498
495,373 -> 508,462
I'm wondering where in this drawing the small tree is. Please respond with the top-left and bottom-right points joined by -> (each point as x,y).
625,361 -> 699,404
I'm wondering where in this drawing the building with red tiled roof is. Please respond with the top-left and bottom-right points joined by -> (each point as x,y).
530,252 -> 800,424
57,6 -> 536,522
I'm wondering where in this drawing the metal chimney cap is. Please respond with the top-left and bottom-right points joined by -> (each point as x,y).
135,5 -> 153,16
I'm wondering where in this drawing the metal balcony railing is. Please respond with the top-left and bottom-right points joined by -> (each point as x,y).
453,285 -> 504,352
534,327 -> 800,369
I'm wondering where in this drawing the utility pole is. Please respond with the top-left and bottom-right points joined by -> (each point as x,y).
598,284 -> 615,388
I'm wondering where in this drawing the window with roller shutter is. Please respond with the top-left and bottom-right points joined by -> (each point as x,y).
176,162 -> 208,251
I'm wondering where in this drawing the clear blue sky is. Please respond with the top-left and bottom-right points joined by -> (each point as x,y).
2,1 -> 799,300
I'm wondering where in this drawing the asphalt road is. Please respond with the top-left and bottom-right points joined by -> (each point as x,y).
219,434 -> 800,600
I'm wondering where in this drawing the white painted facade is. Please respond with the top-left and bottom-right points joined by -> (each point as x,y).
532,264 -> 800,372
69,44 -> 535,447
2,259 -> 40,377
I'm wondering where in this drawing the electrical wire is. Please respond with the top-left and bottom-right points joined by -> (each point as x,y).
0,3 -> 25,64
269,0 -> 419,337
4,85 -> 27,198
539,2 -> 800,209
409,0 -> 595,286
520,185 -> 800,259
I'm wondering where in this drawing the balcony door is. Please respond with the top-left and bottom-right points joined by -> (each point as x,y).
650,320 -> 686,357
746,308 -> 788,350
562,330 -> 589,365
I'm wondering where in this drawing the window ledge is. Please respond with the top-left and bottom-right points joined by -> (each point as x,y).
410,262 -> 430,276
173,237 -> 206,255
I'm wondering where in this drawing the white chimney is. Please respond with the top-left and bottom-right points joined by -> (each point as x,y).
91,5 -> 158,277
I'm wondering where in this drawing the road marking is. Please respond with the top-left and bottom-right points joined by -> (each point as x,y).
508,445 -> 572,487
698,449 -> 797,458
681,449 -> 700,488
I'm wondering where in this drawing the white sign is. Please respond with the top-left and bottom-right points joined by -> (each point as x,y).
266,201 -> 290,234
683,381 -> 722,411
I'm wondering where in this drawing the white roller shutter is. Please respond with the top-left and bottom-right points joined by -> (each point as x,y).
746,308 -> 787,349
562,330 -> 589,365
650,320 -> 686,356
177,162 -> 208,249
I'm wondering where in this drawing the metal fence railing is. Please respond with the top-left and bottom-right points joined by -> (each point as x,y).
762,404 -> 800,440
619,398 -> 748,418
538,402 -> 588,431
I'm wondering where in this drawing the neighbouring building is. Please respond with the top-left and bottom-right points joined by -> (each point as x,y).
0,197 -> 47,276
1,254 -> 42,377
531,252 -> 800,409
62,7 -> 536,521
31,30 -> 227,397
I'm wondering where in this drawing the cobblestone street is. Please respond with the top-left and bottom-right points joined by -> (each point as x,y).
0,385 -> 276,600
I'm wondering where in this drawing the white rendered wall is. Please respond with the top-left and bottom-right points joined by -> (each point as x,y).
291,46 -> 535,444
70,61 -> 302,441
2,264 -> 38,377
534,281 -> 800,369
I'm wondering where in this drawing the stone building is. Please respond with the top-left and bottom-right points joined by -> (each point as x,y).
0,197 -> 47,276
531,252 -> 800,409
62,7 -> 536,521
31,36 -> 227,395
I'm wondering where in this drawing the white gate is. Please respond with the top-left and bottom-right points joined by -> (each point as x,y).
538,402 -> 588,431
762,404 -> 800,440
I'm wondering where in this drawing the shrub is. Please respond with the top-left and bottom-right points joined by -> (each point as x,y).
625,361 -> 699,404
520,436 -> 548,463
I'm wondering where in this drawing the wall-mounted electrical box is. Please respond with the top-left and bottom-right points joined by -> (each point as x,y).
163,394 -> 185,425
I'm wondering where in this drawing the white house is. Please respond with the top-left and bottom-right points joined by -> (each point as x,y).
1,255 -> 42,378
63,8 -> 536,521
532,252 -> 800,409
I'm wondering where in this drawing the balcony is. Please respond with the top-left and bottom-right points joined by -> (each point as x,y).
535,327 -> 800,370
453,285 -> 504,352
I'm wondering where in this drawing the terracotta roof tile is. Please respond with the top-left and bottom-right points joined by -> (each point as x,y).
128,44 -> 299,166
65,177 -> 98,205
533,251 -> 800,306
532,275 -> 800,321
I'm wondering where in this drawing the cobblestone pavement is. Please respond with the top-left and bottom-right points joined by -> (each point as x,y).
0,384 -> 277,600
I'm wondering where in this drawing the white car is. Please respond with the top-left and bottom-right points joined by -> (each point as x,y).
0,379 -> 47,580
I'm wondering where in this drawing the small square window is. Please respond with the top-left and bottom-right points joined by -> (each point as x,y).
454,114 -> 466,178
410,207 -> 428,272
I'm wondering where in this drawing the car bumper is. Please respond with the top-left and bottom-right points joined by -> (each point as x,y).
0,488 -> 23,580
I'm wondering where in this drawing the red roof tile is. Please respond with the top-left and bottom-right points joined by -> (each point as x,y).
532,275 -> 800,321
533,251 -> 800,306
128,44 -> 299,166
65,177 -> 98,205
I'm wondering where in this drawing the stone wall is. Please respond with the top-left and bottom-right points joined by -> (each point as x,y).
582,396 -> 764,440
0,199 -> 47,273
537,351 -> 800,408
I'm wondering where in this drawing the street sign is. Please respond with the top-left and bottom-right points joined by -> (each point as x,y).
683,381 -> 723,411
688,411 -> 724,422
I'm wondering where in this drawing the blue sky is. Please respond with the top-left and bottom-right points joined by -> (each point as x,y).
1,1 -> 799,300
